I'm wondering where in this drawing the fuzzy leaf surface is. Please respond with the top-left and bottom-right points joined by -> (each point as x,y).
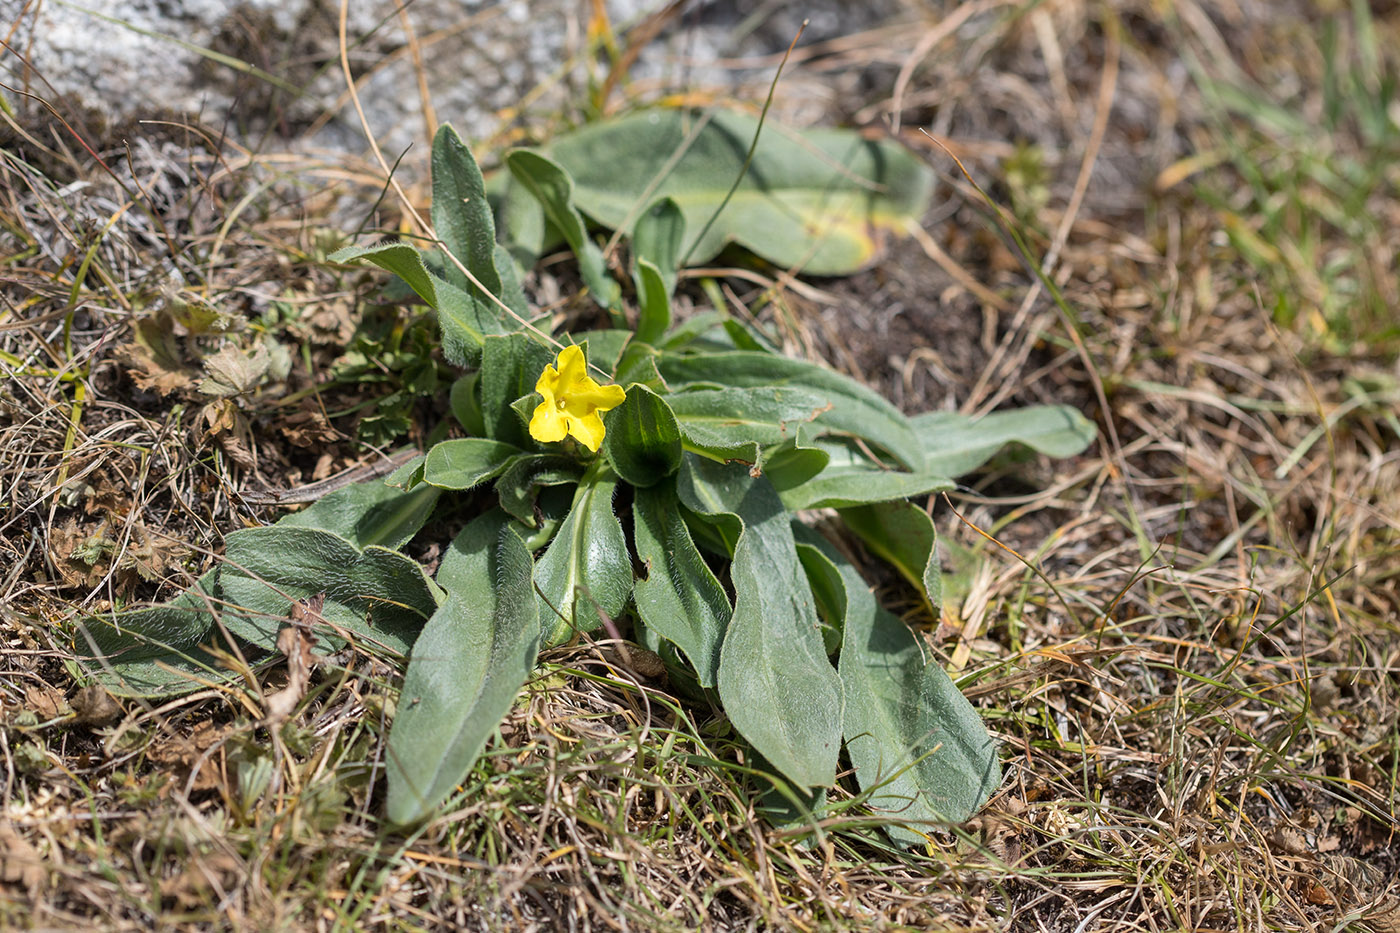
602,384 -> 683,487
678,456 -> 842,787
422,439 -> 522,490
632,482 -> 731,687
385,513 -> 539,825
915,405 -> 1096,477
535,471 -> 632,646
798,528 -> 1000,839
658,351 -> 924,469
546,108 -> 932,274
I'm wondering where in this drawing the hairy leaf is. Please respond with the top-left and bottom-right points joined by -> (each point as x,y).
422,438 -> 522,490
678,456 -> 842,787
915,405 -> 1096,477
799,527 -> 1000,838
602,384 -> 683,487
546,108 -> 932,274
839,500 -> 943,611
632,482 -> 730,687
535,469 -> 632,646
658,351 -> 924,469
386,512 -> 539,825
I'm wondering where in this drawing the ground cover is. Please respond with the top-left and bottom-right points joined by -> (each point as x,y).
1,1 -> 1397,929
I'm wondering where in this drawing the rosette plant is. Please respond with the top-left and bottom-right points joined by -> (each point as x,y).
83,114 -> 1094,838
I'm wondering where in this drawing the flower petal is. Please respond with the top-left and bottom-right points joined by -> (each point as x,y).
567,411 -> 608,452
555,344 -> 588,386
534,362 -> 560,398
562,382 -> 626,415
529,400 -> 569,443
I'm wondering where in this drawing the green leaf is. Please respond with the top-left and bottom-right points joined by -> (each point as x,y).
535,468 -> 632,646
800,528 -> 999,837
632,197 -> 684,298
385,512 -> 540,825
328,242 -> 511,369
632,259 -> 672,347
76,581 -> 232,697
480,333 -> 555,449
775,439 -> 954,510
677,456 -> 843,788
81,526 -> 440,697
434,276 -> 513,369
422,438 -> 522,490
614,341 -> 663,388
546,108 -> 933,275
602,384 -> 682,487
839,500 -> 942,611
280,476 -> 441,551
668,386 -> 828,466
432,124 -> 504,298
208,527 -> 439,655
631,482 -> 730,687
493,454 -> 582,525
565,330 -> 631,375
793,539 -> 844,656
914,405 -> 1096,477
328,242 -> 440,308
449,372 -> 485,435
658,350 -> 925,470
506,149 -> 621,310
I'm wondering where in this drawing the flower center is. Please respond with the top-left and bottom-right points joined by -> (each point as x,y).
556,397 -> 568,411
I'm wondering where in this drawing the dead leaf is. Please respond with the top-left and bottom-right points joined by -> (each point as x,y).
147,721 -> 233,793
1267,828 -> 1309,856
280,408 -> 339,449
24,685 -> 69,721
199,343 -> 270,398
119,313 -> 197,396
0,821 -> 44,897
1302,880 -> 1335,906
262,593 -> 325,726
70,685 -> 121,727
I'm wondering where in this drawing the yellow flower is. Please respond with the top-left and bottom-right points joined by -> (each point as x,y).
528,344 -> 626,452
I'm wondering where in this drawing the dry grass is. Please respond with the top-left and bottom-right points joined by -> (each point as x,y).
3,0 -> 1399,930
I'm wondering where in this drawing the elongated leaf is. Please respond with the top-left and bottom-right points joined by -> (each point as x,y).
422,438 -> 522,490
632,482 -> 730,687
658,351 -> 925,469
81,526 -> 439,696
632,197 -> 684,298
776,440 -> 954,510
546,108 -> 933,275
839,500 -> 942,611
432,124 -> 503,297
326,242 -> 510,368
507,149 -> 620,309
798,528 -> 999,838
434,276 -> 513,368
208,527 -> 439,654
535,470 -> 632,646
328,242 -> 439,305
632,259 -> 672,347
678,456 -> 842,787
76,578 -> 232,697
280,476 -> 441,551
602,384 -> 682,487
480,333 -> 555,449
449,372 -> 485,435
385,512 -> 539,825
914,405 -> 1096,477
668,386 -> 828,466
